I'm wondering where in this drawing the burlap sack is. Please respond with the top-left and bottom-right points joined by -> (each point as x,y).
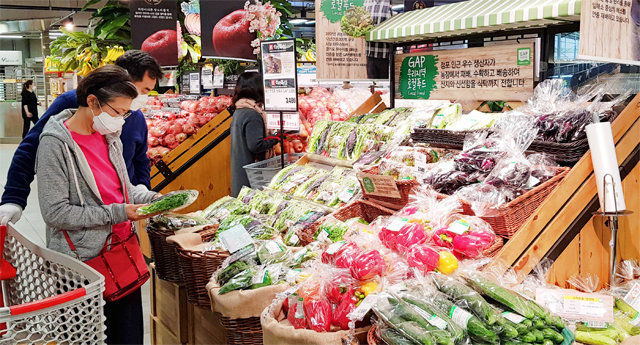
260,298 -> 369,345
206,278 -> 289,319
621,335 -> 640,344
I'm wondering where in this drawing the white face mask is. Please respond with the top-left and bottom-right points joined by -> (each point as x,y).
91,103 -> 125,135
129,93 -> 149,111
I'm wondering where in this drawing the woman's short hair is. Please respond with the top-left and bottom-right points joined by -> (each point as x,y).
232,71 -> 264,105
76,65 -> 138,107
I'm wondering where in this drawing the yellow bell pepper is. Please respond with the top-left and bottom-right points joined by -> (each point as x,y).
437,251 -> 458,275
360,281 -> 378,297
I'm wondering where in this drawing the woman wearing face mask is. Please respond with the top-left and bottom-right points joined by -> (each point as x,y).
20,79 -> 40,138
35,65 -> 158,345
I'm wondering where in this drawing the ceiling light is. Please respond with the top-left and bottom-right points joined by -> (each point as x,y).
0,35 -> 23,39
62,17 -> 74,31
290,19 -> 309,25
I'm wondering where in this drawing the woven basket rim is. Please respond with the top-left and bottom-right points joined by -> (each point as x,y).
490,166 -> 570,213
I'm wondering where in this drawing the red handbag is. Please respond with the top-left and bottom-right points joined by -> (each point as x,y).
63,229 -> 149,302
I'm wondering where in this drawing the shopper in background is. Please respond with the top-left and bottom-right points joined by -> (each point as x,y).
36,65 -> 157,345
365,0 -> 392,79
20,80 -> 39,139
230,71 -> 279,197
0,50 -> 163,226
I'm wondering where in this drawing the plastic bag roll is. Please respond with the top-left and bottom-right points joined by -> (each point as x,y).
586,122 -> 626,212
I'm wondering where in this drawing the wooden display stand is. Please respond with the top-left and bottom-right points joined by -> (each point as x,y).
150,264 -> 228,345
488,92 -> 640,288
150,264 -> 189,345
150,110 -> 233,213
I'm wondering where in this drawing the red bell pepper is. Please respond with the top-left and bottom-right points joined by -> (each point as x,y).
303,298 -> 332,332
322,241 -> 346,265
326,278 -> 356,305
287,297 -> 307,329
432,227 -> 456,249
452,230 -> 495,259
350,250 -> 386,281
332,297 -> 356,330
395,223 -> 427,252
406,245 -> 439,273
334,242 -> 361,269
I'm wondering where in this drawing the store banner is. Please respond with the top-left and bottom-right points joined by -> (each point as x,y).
130,0 -> 179,67
315,0 -> 369,80
200,0 -> 256,60
579,0 -> 640,65
395,44 -> 535,101
0,51 -> 22,66
261,40 -> 298,113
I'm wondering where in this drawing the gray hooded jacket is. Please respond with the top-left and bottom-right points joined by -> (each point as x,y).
36,109 -> 157,261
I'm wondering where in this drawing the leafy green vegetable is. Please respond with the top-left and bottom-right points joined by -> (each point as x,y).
137,190 -> 198,215
217,261 -> 250,286
340,6 -> 374,38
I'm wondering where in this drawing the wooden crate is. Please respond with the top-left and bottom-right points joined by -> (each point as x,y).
150,264 -> 189,344
150,110 -> 233,213
187,305 -> 228,345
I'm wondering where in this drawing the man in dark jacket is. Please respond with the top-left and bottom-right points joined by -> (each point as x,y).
0,50 -> 163,226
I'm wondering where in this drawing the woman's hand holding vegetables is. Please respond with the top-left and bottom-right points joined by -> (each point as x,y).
126,204 -> 156,221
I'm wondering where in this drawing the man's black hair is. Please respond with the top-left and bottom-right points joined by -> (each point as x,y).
115,50 -> 163,82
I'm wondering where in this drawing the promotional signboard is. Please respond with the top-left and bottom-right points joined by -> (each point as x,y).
130,0 -> 178,67
395,44 -> 535,101
200,0 -> 257,60
315,0 -> 368,80
261,40 -> 298,113
0,51 -> 23,66
580,0 -> 640,65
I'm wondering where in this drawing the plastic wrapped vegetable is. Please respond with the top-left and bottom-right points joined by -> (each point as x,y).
137,190 -> 198,215
217,261 -> 251,287
256,240 -> 290,265
303,297 -> 332,332
287,296 -> 308,329
332,297 -> 357,330
433,274 -> 500,325
334,242 -> 362,269
351,250 -> 386,281
462,273 -> 535,319
406,245 -> 440,274
315,218 -> 350,243
307,121 -> 334,155
147,212 -> 211,231
429,103 -> 462,129
218,269 -> 254,294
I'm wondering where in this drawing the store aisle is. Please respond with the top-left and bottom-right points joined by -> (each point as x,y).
0,144 -> 151,344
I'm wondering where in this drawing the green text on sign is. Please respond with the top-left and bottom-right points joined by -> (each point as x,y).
399,55 -> 439,99
321,0 -> 365,23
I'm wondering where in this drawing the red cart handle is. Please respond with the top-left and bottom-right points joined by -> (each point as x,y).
9,288 -> 87,316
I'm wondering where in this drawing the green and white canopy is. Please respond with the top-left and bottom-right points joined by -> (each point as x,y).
367,0 -> 581,43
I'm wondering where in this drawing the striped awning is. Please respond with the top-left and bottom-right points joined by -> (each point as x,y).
367,0 -> 582,43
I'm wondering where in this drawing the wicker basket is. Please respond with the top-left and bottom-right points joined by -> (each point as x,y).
367,325 -> 379,345
359,166 -> 419,210
220,316 -> 263,345
147,226 -> 182,282
298,200 -> 395,245
482,236 -> 504,257
167,227 -> 228,307
147,224 -> 217,283
463,167 -> 571,238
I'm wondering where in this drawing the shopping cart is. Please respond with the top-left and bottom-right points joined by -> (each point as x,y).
0,224 -> 106,344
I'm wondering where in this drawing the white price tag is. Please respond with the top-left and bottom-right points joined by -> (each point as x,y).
623,282 -> 640,311
449,306 -> 473,328
338,189 -> 355,203
526,175 -> 541,188
386,218 -> 408,232
427,314 -> 448,330
502,311 -> 526,324
317,229 -> 330,243
325,241 -> 346,255
265,241 -> 282,254
219,224 -> 254,254
448,219 -> 470,235
347,294 -> 378,322
536,287 -> 614,323
295,299 -> 305,319
563,295 -> 606,318
289,233 -> 300,246
586,320 -> 608,328
285,270 -> 302,284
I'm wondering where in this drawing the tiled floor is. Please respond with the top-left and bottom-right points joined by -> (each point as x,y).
0,144 -> 152,345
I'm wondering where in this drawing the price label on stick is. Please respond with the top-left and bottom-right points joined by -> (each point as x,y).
261,39 -> 298,112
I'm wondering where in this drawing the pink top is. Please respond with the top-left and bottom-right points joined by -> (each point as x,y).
67,122 -> 131,240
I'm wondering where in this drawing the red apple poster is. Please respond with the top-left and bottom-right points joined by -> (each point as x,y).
130,0 -> 179,67
200,0 -> 257,61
